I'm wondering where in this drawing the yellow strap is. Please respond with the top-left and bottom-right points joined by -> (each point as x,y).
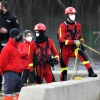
28,45 -> 30,55
65,40 -> 68,45
29,63 -> 33,67
60,67 -> 68,72
82,61 -> 89,65
83,44 -> 100,55
59,28 -> 62,38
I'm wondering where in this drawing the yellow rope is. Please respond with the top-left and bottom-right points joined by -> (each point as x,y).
70,48 -> 79,80
83,44 -> 100,55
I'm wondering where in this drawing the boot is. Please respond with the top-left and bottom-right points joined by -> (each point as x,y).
61,75 -> 67,81
60,70 -> 67,81
3,95 -> 13,100
88,67 -> 97,77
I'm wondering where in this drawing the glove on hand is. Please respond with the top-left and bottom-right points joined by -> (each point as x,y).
50,56 -> 59,66
54,59 -> 59,65
74,40 -> 80,47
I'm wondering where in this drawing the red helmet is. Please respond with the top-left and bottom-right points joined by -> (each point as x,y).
34,23 -> 46,31
65,7 -> 77,15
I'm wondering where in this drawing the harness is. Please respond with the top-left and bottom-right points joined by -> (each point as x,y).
64,21 -> 77,40
34,40 -> 51,67
64,21 -> 77,51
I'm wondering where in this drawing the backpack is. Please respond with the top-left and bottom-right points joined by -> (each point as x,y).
34,39 -> 52,67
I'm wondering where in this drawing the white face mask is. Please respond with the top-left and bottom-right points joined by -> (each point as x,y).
69,15 -> 75,21
26,36 -> 32,42
36,33 -> 40,37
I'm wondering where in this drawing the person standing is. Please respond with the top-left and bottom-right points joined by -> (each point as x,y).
18,30 -> 35,86
57,7 -> 97,81
0,28 -> 24,100
0,0 -> 20,49
28,23 -> 59,84
0,0 -> 20,91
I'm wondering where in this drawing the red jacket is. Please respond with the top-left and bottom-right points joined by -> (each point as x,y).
0,38 -> 22,74
28,38 -> 59,69
18,40 -> 31,70
58,21 -> 84,50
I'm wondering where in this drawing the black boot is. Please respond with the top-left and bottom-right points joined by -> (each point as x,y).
61,70 -> 67,81
88,67 -> 97,77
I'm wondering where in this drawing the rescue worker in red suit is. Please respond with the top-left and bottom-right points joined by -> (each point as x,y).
57,7 -> 97,81
18,30 -> 35,86
0,28 -> 24,100
28,23 -> 59,84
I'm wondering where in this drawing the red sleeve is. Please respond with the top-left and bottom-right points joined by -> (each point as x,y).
77,23 -> 84,43
0,47 -> 9,74
28,41 -> 36,69
58,23 -> 74,45
49,39 -> 59,61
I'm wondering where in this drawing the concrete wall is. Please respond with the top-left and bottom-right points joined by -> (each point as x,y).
19,71 -> 100,100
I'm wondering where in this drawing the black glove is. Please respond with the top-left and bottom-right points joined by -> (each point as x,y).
50,56 -> 59,66
50,56 -> 59,70
54,59 -> 59,65
80,44 -> 86,51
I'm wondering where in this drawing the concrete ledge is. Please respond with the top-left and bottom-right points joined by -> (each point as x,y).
19,73 -> 100,100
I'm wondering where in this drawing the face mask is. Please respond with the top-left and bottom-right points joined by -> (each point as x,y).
26,36 -> 32,42
15,35 -> 22,42
0,9 -> 4,14
36,33 -> 40,37
69,15 -> 75,21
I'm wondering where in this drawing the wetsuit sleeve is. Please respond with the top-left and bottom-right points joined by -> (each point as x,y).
58,24 -> 74,45
79,25 -> 84,44
50,39 -> 59,61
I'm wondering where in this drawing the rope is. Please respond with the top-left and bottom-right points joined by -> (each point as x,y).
83,44 -> 100,55
70,48 -> 79,80
84,50 -> 98,69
